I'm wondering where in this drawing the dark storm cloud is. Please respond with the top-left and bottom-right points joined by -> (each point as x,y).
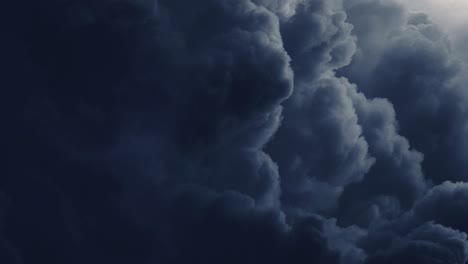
341,0 -> 468,184
337,79 -> 427,227
410,182 -> 468,232
364,223 -> 468,264
2,0 -> 347,263
267,74 -> 374,213
356,182 -> 468,264
266,0 -> 428,227
5,0 -> 468,263
335,1 -> 468,260
266,1 -> 373,214
151,189 -> 340,264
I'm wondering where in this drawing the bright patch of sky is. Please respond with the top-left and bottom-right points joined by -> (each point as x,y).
405,0 -> 468,30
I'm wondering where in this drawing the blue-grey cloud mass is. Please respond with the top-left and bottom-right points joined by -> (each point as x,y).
3,0 -> 468,263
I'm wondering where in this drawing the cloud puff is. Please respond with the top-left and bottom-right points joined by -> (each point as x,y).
410,182 -> 468,232
357,182 -> 468,264
364,223 -> 468,264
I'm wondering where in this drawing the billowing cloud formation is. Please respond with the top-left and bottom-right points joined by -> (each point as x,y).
342,0 -> 468,184
364,223 -> 468,264
4,0 -> 468,263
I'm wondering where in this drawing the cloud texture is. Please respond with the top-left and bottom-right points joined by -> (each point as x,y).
3,0 -> 468,263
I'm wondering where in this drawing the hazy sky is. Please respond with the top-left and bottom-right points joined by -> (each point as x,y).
406,0 -> 468,29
